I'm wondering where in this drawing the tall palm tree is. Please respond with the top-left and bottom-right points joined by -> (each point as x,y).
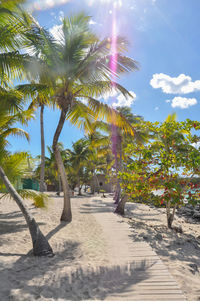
0,0 -> 53,256
47,13 -> 138,222
112,107 -> 144,204
16,21 -> 58,192
17,84 -> 53,192
0,89 -> 53,256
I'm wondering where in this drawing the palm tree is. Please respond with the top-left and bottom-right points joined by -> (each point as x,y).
16,21 -> 58,192
35,143 -> 65,194
83,121 -> 112,194
0,0 -> 39,83
17,84 -> 53,192
112,107 -> 144,204
0,89 -> 53,256
46,13 -> 138,222
114,110 -> 150,215
65,139 -> 91,195
0,0 -> 53,256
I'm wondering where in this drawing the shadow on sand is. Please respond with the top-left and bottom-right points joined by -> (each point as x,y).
0,250 -> 153,301
0,211 -> 46,237
128,216 -> 200,275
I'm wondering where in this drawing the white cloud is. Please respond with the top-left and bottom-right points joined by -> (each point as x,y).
165,99 -> 171,103
49,24 -> 63,43
112,91 -> 136,108
89,19 -> 97,25
59,10 -> 64,21
170,97 -> 197,109
150,73 -> 200,94
192,142 -> 200,149
154,106 -> 159,111
29,0 -> 71,11
101,90 -> 118,101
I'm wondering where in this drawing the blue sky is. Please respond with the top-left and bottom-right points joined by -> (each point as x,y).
9,0 -> 200,156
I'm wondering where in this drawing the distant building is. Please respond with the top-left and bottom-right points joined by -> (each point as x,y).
22,178 -> 39,191
90,174 -> 113,193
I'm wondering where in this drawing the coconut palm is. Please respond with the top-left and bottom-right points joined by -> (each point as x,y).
43,13 -> 138,222
83,121 -> 112,193
35,143 -> 65,194
111,107 -> 144,204
0,89 -> 53,256
1,0 -> 57,194
65,139 -> 91,195
16,20 -> 59,192
0,0 -> 38,83
17,83 -> 53,192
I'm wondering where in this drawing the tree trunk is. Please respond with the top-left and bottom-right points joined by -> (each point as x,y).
57,175 -> 62,196
166,202 -> 176,229
53,109 -> 72,222
115,195 -> 127,215
39,104 -> 46,192
113,130 -> 122,204
94,172 -> 100,194
0,166 -> 53,256
113,180 -> 121,204
77,176 -> 82,196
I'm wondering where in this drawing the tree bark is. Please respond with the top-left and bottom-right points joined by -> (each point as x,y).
113,181 -> 121,204
78,185 -> 82,196
115,195 -> 127,215
39,104 -> 46,192
113,131 -> 122,204
94,172 -> 100,194
53,109 -> 72,222
166,202 -> 177,229
0,166 -> 53,256
77,176 -> 82,196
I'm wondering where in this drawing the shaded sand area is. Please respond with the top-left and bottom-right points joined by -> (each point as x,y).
0,194 -> 188,300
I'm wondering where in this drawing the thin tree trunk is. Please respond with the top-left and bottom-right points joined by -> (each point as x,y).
53,109 -> 72,222
78,185 -> 82,196
94,172 -> 100,194
39,104 -> 45,192
166,201 -> 177,229
113,132 -> 122,204
77,176 -> 82,195
115,195 -> 127,215
0,166 -> 53,256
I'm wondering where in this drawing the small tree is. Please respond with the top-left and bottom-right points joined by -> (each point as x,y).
118,117 -> 200,229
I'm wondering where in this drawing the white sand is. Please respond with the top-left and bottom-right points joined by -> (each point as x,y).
124,201 -> 200,301
0,193 -> 199,300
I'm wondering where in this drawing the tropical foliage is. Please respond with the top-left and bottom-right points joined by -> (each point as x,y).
118,117 -> 200,228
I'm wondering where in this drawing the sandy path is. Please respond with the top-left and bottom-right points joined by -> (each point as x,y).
86,197 -> 186,301
0,194 -> 186,301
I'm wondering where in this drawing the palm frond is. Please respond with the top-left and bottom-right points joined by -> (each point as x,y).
0,189 -> 49,208
87,97 -> 135,135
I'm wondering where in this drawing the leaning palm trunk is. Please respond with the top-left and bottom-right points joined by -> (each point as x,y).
0,166 -> 53,256
39,104 -> 46,192
53,109 -> 72,222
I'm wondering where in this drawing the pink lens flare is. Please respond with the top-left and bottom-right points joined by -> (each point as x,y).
110,7 -> 118,88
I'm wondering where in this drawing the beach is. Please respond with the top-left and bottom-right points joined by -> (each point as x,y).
0,193 -> 199,300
